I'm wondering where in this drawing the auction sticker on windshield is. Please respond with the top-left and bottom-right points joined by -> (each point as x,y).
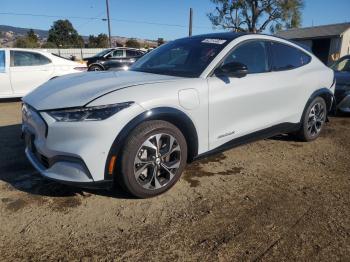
201,39 -> 227,45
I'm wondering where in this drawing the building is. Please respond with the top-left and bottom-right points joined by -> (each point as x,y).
276,22 -> 350,65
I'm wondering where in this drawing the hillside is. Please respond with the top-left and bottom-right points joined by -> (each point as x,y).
0,24 -> 157,47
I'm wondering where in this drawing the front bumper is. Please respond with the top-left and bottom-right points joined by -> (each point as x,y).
22,103 -> 144,187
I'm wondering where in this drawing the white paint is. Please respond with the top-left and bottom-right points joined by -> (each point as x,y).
22,34 -> 334,183
0,48 -> 85,99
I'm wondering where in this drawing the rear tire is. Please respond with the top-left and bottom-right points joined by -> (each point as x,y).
117,120 -> 187,198
296,97 -> 327,142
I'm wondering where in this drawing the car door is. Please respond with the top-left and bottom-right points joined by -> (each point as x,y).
105,49 -> 126,69
9,50 -> 54,95
207,40 -> 293,150
0,49 -> 13,97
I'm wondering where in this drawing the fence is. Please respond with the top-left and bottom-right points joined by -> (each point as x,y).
35,48 -> 106,60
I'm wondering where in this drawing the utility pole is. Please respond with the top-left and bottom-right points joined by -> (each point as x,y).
189,8 -> 193,37
106,0 -> 112,47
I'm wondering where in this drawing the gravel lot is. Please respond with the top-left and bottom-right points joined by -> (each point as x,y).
0,101 -> 349,261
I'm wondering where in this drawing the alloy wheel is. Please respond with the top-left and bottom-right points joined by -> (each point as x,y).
134,133 -> 181,190
307,102 -> 325,137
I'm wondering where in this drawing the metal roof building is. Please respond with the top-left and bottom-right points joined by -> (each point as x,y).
276,23 -> 350,65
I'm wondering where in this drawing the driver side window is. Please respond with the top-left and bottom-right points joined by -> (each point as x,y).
223,41 -> 269,74
111,50 -> 124,58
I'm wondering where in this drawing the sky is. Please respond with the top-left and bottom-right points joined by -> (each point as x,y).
0,0 -> 349,40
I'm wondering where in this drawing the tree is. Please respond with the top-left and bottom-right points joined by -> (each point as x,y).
47,20 -> 84,48
125,38 -> 140,48
88,34 -> 109,48
14,29 -> 40,48
208,0 -> 304,33
41,41 -> 57,48
15,37 -> 39,48
27,29 -> 39,43
157,38 -> 165,46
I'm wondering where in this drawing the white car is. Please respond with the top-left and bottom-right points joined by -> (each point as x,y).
22,33 -> 335,198
0,48 -> 87,98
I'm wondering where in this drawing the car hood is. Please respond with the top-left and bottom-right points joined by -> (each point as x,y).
23,71 -> 181,110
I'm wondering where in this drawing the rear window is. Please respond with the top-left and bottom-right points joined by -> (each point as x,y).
126,50 -> 142,57
11,51 -> 51,67
270,42 -> 311,71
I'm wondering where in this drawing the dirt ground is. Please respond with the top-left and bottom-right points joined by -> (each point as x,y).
0,101 -> 349,261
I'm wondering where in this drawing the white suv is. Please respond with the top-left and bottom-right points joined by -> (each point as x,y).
22,33 -> 335,198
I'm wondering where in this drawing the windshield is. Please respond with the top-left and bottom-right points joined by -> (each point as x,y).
130,37 -> 231,77
94,49 -> 113,57
331,57 -> 350,72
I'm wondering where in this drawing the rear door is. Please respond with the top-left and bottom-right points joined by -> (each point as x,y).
268,41 -> 313,123
0,49 -> 13,97
9,50 -> 54,95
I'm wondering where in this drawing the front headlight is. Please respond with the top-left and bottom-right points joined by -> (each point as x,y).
46,102 -> 133,122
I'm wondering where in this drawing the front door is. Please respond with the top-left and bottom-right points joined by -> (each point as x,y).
208,40 -> 287,150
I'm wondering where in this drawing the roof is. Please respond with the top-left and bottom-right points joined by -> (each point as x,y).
177,32 -> 247,41
186,32 -> 247,41
276,22 -> 350,39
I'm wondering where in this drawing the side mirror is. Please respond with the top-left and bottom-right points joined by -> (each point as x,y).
215,62 -> 248,78
105,54 -> 112,59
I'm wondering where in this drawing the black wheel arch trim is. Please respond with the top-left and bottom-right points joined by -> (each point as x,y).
88,63 -> 105,70
303,88 -> 335,121
104,107 -> 199,180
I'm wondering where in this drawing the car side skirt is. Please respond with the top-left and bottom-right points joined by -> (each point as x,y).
194,122 -> 300,161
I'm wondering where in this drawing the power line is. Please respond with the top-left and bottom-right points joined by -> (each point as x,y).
75,11 -> 105,31
0,12 -> 212,29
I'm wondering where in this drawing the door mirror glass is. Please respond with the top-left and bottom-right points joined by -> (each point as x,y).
215,62 -> 248,78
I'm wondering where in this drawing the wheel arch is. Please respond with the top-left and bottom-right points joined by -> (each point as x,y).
300,88 -> 335,123
104,107 -> 199,180
88,63 -> 105,71
310,88 -> 334,111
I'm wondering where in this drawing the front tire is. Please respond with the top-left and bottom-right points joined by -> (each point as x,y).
297,97 -> 327,141
117,120 -> 188,198
88,65 -> 104,71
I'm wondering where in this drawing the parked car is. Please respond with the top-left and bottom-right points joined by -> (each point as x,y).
85,47 -> 145,71
0,48 -> 87,99
330,55 -> 350,113
22,33 -> 335,198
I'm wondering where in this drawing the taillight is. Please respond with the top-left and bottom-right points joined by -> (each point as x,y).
74,67 -> 88,71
